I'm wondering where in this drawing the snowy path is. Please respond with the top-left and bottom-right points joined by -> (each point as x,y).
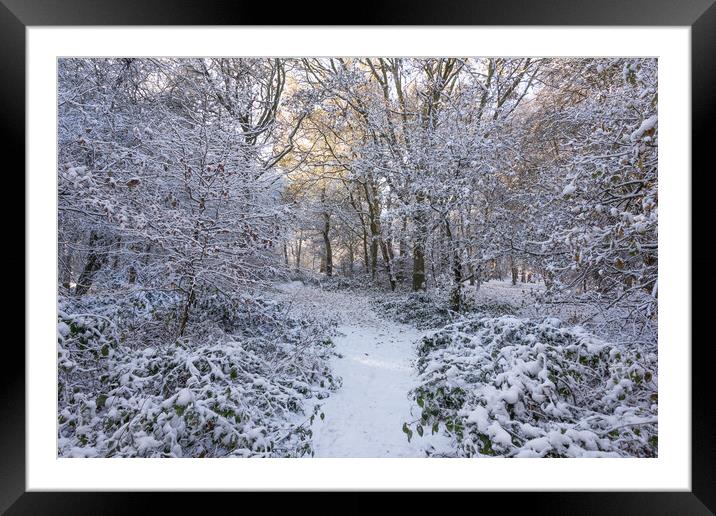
274,282 -> 451,457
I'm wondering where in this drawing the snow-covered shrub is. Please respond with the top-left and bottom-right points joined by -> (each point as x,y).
373,288 -> 518,329
58,296 -> 339,458
470,301 -> 518,319
406,316 -> 657,457
319,275 -> 377,293
193,292 -> 291,332
372,291 -> 460,329
60,290 -> 184,347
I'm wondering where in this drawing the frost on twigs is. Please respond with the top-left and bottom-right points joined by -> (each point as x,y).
408,316 -> 657,458
57,293 -> 339,458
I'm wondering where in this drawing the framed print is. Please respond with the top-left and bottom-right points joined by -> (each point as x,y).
6,0 -> 714,513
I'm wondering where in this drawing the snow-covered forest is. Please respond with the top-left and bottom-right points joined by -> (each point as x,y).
58,57 -> 658,458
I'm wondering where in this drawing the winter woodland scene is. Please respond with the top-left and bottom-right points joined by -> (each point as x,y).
58,57 -> 658,458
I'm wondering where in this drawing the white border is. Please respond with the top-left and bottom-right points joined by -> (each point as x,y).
27,27 -> 691,491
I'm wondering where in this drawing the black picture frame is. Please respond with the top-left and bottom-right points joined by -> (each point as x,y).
5,1 -> 713,513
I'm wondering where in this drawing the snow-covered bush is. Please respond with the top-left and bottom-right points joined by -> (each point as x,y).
372,288 -> 520,329
60,290 -> 184,346
372,291 -> 461,329
406,316 -> 657,457
318,275 -> 378,293
470,301 -> 518,319
58,295 -> 339,458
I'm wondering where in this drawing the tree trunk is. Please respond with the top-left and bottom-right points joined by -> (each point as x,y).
379,240 -> 397,291
510,256 -> 519,286
450,253 -> 463,312
413,241 -> 426,290
445,219 -> 462,312
74,232 -> 103,296
60,243 -> 73,291
295,231 -> 303,272
397,217 -> 407,283
412,194 -> 427,291
362,227 -> 370,274
322,211 -> 333,277
368,215 -> 378,281
178,285 -> 196,337
370,236 -> 378,280
365,181 -> 396,288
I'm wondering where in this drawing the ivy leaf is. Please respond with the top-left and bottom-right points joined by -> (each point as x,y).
402,422 -> 413,443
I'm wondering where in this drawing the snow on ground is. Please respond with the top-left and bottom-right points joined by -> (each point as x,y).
273,281 -> 453,457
